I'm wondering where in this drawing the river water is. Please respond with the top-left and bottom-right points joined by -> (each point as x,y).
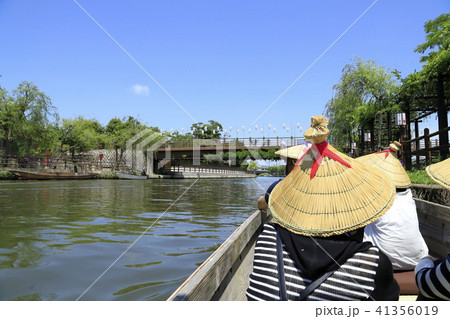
0,176 -> 279,301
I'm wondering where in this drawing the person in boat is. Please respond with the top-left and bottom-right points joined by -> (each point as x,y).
414,158 -> 450,301
257,142 -> 311,210
356,142 -> 429,294
246,116 -> 399,301
415,253 -> 450,301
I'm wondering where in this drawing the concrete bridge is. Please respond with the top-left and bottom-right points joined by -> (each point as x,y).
156,136 -> 302,156
150,136 -> 303,175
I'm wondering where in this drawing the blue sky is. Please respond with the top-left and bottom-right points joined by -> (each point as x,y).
0,0 -> 448,137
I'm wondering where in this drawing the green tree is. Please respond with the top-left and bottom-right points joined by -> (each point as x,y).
0,81 -> 58,157
414,13 -> 449,159
105,116 -> 156,168
247,160 -> 258,171
105,116 -> 164,171
268,165 -> 285,176
190,120 -> 223,139
105,116 -> 146,150
325,58 -> 399,151
414,13 -> 450,77
168,129 -> 193,148
58,116 -> 104,158
397,14 -> 450,163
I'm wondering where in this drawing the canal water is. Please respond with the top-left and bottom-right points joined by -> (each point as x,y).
0,176 -> 279,301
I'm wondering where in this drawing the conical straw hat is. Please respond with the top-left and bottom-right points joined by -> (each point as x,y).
304,115 -> 329,144
426,158 -> 450,190
268,116 -> 395,237
275,142 -> 312,159
355,142 -> 411,188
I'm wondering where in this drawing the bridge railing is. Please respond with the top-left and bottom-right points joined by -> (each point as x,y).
162,136 -> 304,149
167,164 -> 255,176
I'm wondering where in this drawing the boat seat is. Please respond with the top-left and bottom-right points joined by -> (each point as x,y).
394,270 -> 418,295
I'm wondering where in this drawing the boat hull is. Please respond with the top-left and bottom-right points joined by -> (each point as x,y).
10,169 -> 97,180
116,172 -> 148,180
168,210 -> 271,301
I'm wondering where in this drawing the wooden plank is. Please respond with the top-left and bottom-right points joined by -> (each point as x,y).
215,239 -> 256,300
167,210 -> 270,301
415,199 -> 450,259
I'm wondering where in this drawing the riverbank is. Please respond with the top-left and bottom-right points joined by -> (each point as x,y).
411,184 -> 450,206
0,170 -> 255,180
1,170 -> 448,204
0,170 -> 15,179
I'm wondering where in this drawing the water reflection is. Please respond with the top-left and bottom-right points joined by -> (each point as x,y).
0,177 -> 278,301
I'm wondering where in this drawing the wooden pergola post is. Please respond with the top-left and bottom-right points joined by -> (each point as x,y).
404,102 -> 412,170
436,74 -> 448,160
415,120 -> 421,170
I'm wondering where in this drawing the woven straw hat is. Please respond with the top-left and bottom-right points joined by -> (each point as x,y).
355,141 -> 411,188
426,158 -> 450,190
268,116 -> 395,237
275,142 -> 312,160
303,116 -> 330,144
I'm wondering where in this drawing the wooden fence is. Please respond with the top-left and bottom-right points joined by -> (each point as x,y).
403,127 -> 450,170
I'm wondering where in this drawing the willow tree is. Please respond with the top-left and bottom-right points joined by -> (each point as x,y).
325,83 -> 363,147
325,57 -> 399,152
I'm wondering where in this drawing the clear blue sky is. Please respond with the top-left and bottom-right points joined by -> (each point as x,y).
0,0 -> 448,137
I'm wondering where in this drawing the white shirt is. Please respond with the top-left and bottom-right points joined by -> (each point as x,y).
363,188 -> 429,270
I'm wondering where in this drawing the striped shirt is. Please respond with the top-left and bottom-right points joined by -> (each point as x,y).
415,253 -> 450,300
246,224 -> 381,301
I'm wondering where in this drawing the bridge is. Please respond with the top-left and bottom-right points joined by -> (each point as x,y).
151,136 -> 304,175
156,136 -> 303,158
159,136 -> 302,150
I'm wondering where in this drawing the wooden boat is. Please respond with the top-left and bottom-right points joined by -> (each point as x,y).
167,198 -> 449,301
116,172 -> 148,180
9,169 -> 98,180
168,209 -> 270,301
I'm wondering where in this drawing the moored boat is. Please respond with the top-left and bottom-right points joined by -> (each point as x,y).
9,169 -> 98,180
167,198 -> 449,301
116,172 -> 148,180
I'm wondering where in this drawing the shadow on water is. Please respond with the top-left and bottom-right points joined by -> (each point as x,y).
0,177 -> 279,300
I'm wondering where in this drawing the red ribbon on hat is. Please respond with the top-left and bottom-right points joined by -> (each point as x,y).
376,149 -> 396,159
294,141 -> 351,179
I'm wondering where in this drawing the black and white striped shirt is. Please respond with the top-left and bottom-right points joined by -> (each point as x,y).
415,253 -> 450,300
246,224 -> 385,301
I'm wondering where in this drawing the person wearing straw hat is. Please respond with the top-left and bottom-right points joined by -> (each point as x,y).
357,142 -> 429,294
414,158 -> 450,301
257,142 -> 311,210
356,141 -> 428,295
425,157 -> 450,190
246,116 -> 399,301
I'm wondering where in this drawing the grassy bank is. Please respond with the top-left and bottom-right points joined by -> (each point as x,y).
94,172 -> 118,179
0,170 -> 16,179
407,170 -> 435,185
